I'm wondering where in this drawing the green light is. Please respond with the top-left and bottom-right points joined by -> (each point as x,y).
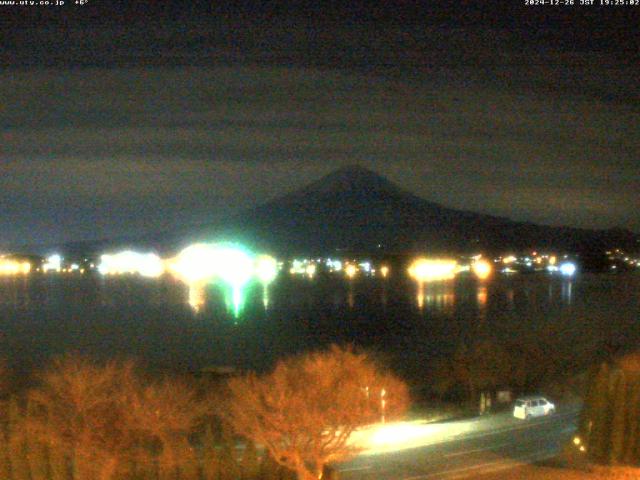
170,241 -> 263,317
232,286 -> 243,317
215,246 -> 254,289
222,284 -> 247,318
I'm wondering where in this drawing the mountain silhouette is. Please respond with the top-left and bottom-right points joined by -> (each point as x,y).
14,165 -> 636,258
216,165 -> 638,256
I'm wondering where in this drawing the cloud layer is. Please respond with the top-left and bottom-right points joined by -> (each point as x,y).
1,15 -> 638,245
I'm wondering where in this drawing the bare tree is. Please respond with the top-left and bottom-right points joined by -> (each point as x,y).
433,339 -> 511,405
123,376 -> 210,479
27,355 -> 131,480
27,354 -> 209,480
0,358 -> 10,398
222,345 -> 409,480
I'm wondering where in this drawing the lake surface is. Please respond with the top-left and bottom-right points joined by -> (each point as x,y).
0,272 -> 638,384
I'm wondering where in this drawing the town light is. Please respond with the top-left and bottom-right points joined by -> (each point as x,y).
98,251 -> 164,278
0,259 -> 31,275
43,254 -> 62,272
169,243 -> 220,283
215,247 -> 254,288
328,259 -> 342,272
168,242 -> 259,316
560,262 -> 576,276
345,264 -> 357,279
255,255 -> 278,285
408,258 -> 458,283
305,263 -> 317,279
471,259 -> 492,280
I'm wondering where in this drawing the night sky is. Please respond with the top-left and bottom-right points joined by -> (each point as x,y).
1,1 -> 638,246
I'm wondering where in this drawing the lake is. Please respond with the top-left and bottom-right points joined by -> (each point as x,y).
0,272 -> 638,387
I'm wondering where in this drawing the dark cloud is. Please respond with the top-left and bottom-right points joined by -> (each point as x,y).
0,3 -> 638,245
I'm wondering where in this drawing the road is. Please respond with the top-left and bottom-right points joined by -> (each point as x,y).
338,406 -> 580,480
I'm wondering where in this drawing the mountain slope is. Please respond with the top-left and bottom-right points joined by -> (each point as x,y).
215,165 -> 638,255
16,166 -> 635,257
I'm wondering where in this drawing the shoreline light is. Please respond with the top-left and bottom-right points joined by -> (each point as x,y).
0,259 -> 31,275
216,247 -> 254,287
408,258 -> 458,283
560,262 -> 576,277
305,263 -> 317,279
345,263 -> 358,279
255,255 -> 278,285
215,247 -> 254,317
43,254 -> 62,273
98,251 -> 164,278
168,242 -> 262,316
471,259 -> 492,280
169,243 -> 220,283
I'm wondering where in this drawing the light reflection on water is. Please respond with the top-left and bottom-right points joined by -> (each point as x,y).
0,273 -> 637,378
477,285 -> 488,308
562,281 -> 573,305
188,283 -> 206,313
416,287 -> 424,310
347,290 -> 355,309
0,273 -> 586,316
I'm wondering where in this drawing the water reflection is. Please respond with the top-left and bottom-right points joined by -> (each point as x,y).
347,288 -> 355,309
0,273 -> 638,381
505,288 -> 515,309
0,272 -> 581,320
228,286 -> 244,317
415,283 -> 455,311
425,291 -> 455,310
0,277 -> 28,307
188,283 -> 206,313
476,285 -> 488,308
416,286 -> 424,309
476,284 -> 488,324
183,280 -> 252,317
561,280 -> 573,305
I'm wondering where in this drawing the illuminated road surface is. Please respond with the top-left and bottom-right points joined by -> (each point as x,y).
340,405 -> 580,480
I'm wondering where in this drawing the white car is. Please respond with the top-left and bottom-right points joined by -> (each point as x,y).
513,396 -> 556,420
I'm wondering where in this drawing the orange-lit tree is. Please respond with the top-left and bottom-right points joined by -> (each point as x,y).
433,339 -> 510,404
27,355 -> 209,480
0,358 -> 10,398
123,376 -> 211,479
222,345 -> 410,480
579,352 -> 640,465
27,355 -> 132,480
